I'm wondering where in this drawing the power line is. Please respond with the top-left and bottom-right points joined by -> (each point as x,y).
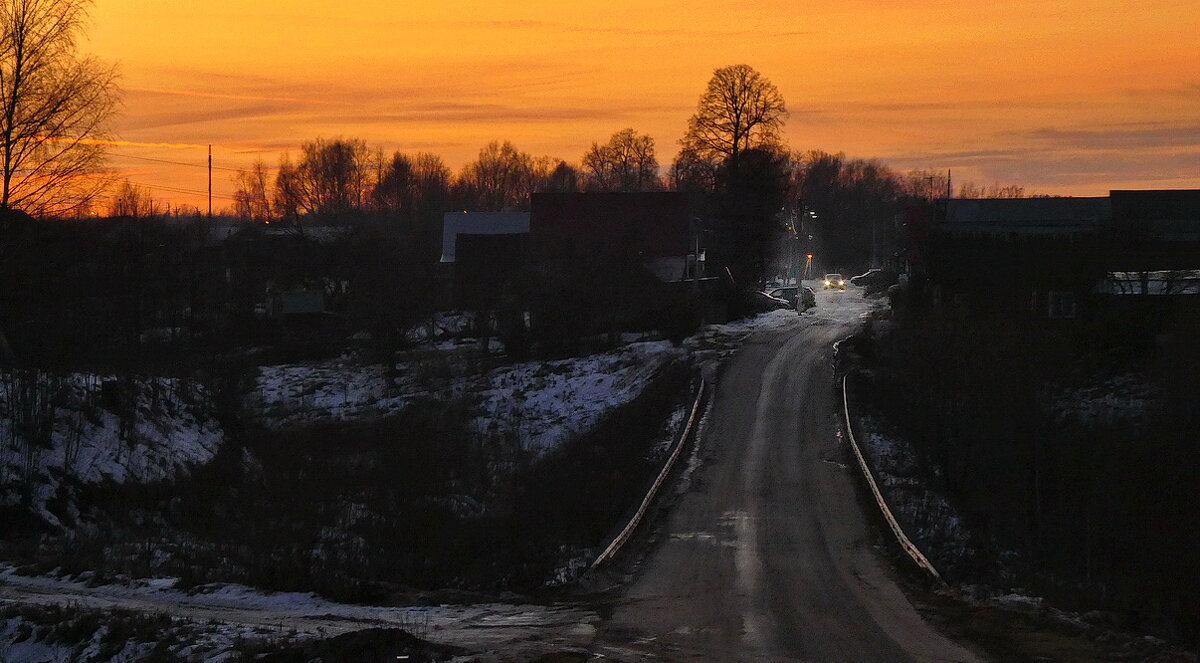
125,180 -> 238,201
111,152 -> 245,173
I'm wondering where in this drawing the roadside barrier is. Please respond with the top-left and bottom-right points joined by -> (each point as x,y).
590,377 -> 707,570
841,373 -> 942,581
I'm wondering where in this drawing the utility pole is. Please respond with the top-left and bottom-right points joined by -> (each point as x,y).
207,144 -> 213,218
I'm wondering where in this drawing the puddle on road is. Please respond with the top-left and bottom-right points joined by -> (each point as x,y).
667,509 -> 758,548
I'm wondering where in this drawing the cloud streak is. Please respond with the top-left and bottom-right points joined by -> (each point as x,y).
1024,123 -> 1200,151
126,86 -> 329,105
452,19 -> 812,39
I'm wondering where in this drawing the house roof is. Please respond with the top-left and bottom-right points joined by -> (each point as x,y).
440,212 -> 530,263
943,197 -> 1111,235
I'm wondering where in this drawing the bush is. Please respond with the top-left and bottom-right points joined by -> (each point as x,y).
863,308 -> 1200,642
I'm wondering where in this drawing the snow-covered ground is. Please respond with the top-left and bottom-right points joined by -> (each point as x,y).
0,610 -> 278,663
854,415 -> 980,576
0,288 -> 879,661
245,359 -> 401,430
685,281 -> 882,375
245,283 -> 875,447
471,340 -> 683,453
0,566 -> 597,661
0,373 -> 223,528
245,340 -> 686,454
1048,373 -> 1155,429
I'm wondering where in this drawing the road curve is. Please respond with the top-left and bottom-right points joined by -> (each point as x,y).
600,290 -> 981,662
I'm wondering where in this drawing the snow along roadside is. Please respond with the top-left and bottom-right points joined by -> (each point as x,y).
840,374 -> 942,581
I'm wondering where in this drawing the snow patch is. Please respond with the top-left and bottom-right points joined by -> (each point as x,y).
1047,373 -> 1154,429
0,372 -> 224,528
245,341 -> 684,454
855,415 -> 978,573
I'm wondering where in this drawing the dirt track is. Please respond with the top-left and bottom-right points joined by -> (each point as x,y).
597,289 -> 981,662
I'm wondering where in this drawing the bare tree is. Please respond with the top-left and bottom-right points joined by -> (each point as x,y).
582,128 -> 661,192
455,141 -> 536,211
792,150 -> 904,268
901,169 -> 951,201
0,0 -> 119,217
373,151 -> 415,215
272,152 -> 303,224
406,151 -> 452,232
1,368 -> 66,494
666,148 -> 717,192
372,150 -> 452,230
540,160 -> 580,193
271,137 -> 371,221
232,159 -> 272,222
958,181 -> 1027,199
107,179 -> 156,218
678,64 -> 787,182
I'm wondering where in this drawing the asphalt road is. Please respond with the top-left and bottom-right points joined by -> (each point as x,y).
600,288 -> 982,662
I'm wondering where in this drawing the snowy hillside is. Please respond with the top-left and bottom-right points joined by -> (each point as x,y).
0,373 -> 224,528
245,340 -> 686,454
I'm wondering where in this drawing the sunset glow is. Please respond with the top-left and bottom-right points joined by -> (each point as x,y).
85,0 -> 1200,209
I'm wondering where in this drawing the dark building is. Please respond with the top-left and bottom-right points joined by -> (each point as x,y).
1095,190 -> 1200,326
530,192 -> 703,282
453,233 -> 529,310
924,197 -> 1111,319
1109,189 -> 1200,270
915,190 -> 1200,322
439,212 -> 531,310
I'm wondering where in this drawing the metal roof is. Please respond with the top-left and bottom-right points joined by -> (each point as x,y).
943,197 -> 1111,235
440,212 -> 530,263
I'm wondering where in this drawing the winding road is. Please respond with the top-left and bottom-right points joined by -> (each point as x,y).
0,286 -> 982,662
598,286 -> 981,662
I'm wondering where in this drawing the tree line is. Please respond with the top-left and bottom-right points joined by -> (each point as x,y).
2,0 -> 1037,284
208,64 -> 1031,279
203,64 -> 1031,278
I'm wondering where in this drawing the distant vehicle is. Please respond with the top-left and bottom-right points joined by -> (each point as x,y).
768,286 -> 799,308
799,285 -> 816,311
823,273 -> 846,290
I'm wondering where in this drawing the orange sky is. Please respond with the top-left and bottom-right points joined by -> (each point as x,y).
84,0 -> 1200,210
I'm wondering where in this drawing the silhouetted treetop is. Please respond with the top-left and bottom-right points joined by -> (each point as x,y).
678,64 -> 788,185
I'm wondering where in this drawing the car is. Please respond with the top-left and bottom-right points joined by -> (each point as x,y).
742,290 -> 793,315
767,286 -> 799,308
849,268 -> 883,287
850,267 -> 899,295
822,273 -> 846,290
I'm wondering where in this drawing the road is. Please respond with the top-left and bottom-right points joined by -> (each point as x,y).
0,286 -> 980,662
598,287 -> 981,662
